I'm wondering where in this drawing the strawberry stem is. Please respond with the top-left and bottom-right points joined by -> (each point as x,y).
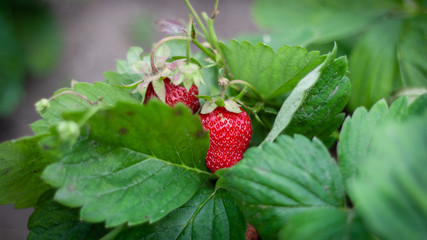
184,0 -> 210,43
150,36 -> 217,74
121,79 -> 144,89
191,40 -> 217,61
49,90 -> 102,105
99,224 -> 125,240
228,80 -> 257,93
150,36 -> 188,74
211,0 -> 219,19
186,15 -> 193,63
203,12 -> 224,66
220,87 -> 226,99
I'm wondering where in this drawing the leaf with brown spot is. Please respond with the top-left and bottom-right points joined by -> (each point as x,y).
42,101 -> 211,227
119,127 -> 129,135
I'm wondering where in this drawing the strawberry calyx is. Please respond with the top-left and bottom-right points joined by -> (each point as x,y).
121,38 -> 204,105
198,76 -> 248,114
171,60 -> 204,91
199,96 -> 242,114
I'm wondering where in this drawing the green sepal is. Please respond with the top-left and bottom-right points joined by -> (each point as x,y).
152,79 -> 166,103
201,100 -> 218,114
224,100 -> 242,113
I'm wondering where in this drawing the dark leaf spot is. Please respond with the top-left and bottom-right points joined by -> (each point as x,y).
43,145 -> 51,150
33,170 -> 37,173
126,111 -> 135,116
174,108 -> 183,116
119,127 -> 129,135
195,130 -> 206,138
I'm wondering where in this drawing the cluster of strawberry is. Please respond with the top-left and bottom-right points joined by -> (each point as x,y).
145,72 -> 257,240
145,76 -> 252,173
141,41 -> 255,238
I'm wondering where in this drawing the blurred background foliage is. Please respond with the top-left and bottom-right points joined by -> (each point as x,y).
1,0 -> 425,118
0,0 -> 61,117
249,0 -> 427,111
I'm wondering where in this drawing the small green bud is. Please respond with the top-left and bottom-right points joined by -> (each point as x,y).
57,121 -> 80,144
35,98 -> 51,114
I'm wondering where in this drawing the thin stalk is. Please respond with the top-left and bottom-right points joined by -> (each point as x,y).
191,39 -> 216,61
100,224 -> 125,240
228,80 -> 258,94
203,12 -> 224,66
201,63 -> 217,69
49,91 -> 101,105
186,15 -> 193,63
213,0 -> 219,14
220,86 -> 226,99
150,36 -> 217,72
211,0 -> 219,18
76,106 -> 102,127
184,0 -> 210,42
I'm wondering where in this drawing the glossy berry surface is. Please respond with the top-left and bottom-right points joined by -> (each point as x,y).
200,107 -> 252,172
145,78 -> 200,114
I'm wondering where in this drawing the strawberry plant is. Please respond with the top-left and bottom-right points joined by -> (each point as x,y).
1,1 -> 427,239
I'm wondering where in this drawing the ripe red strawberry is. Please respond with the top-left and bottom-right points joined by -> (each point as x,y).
145,78 -> 200,114
246,224 -> 258,240
200,107 -> 252,172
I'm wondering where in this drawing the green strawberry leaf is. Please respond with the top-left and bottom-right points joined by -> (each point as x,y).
115,187 -> 247,240
409,93 -> 427,116
350,116 -> 427,240
348,18 -> 402,111
216,135 -> 345,239
263,45 -> 338,143
30,82 -> 139,134
337,97 -> 410,191
278,207 -> 374,240
398,16 -> 427,91
221,40 -> 322,100
252,1 -> 427,111
42,101 -> 211,227
348,16 -> 427,110
0,135 -> 53,208
252,0 -> 392,48
28,190 -> 108,240
104,71 -> 134,86
285,56 -> 350,143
